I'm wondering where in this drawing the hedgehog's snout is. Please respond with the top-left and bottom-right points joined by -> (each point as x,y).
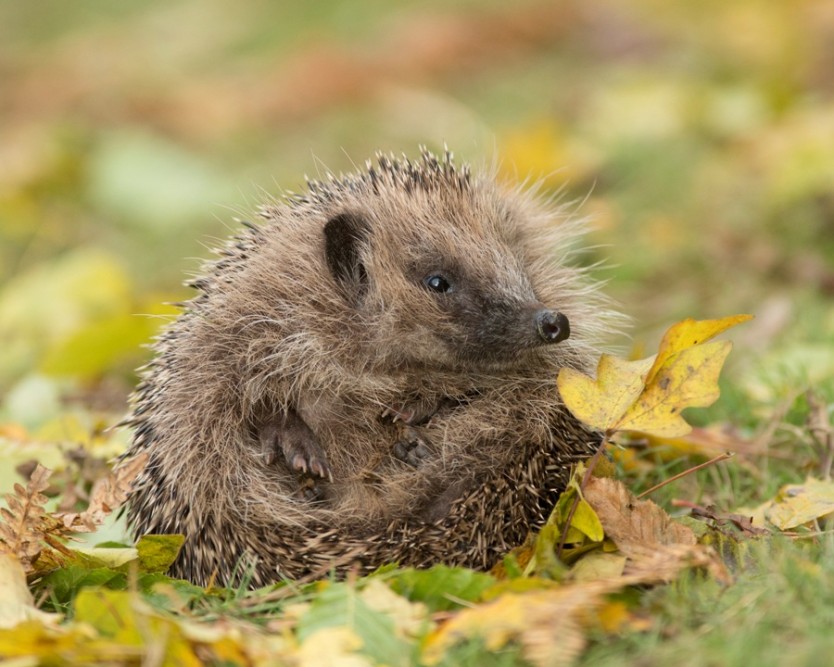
535,309 -> 570,344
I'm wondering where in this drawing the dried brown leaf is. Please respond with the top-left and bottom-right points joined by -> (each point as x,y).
57,453 -> 148,532
581,476 -> 730,583
0,465 -> 57,569
583,476 -> 697,548
621,542 -> 731,585
0,455 -> 148,573
682,503 -> 770,537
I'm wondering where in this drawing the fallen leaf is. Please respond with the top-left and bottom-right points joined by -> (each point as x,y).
766,478 -> 834,530
595,599 -> 652,634
296,626 -> 372,667
621,542 -> 731,585
359,579 -> 429,640
569,496 -> 606,543
0,554 -> 59,628
423,585 -> 611,667
297,582 -> 412,667
74,588 -> 204,666
388,565 -> 495,611
569,552 -> 627,582
583,476 -> 697,548
134,534 -> 185,574
0,464 -> 58,570
681,503 -> 769,537
582,477 -> 731,584
57,452 -> 148,532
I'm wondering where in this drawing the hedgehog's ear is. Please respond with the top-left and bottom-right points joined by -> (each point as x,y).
324,212 -> 370,301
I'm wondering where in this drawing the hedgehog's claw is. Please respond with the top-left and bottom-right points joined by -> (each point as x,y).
382,399 -> 439,426
259,409 -> 333,488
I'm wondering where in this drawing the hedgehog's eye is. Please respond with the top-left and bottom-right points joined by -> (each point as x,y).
423,274 -> 452,294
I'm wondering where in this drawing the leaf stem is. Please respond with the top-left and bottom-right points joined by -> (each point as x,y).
636,451 -> 734,500
556,432 -> 609,559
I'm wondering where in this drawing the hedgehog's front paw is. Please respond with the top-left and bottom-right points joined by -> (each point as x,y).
382,397 -> 444,426
392,425 -> 432,467
259,410 -> 333,483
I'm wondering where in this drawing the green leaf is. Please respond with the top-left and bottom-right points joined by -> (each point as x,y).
387,565 -> 496,612
533,524 -> 569,579
137,574 -> 207,610
298,582 -> 413,667
73,588 -> 205,666
134,534 -> 185,574
38,566 -> 126,611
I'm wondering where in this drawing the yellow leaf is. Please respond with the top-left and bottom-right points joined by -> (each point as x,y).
766,478 -> 834,530
594,600 -> 651,634
359,579 -> 428,639
0,554 -> 59,628
0,621 -> 85,660
569,552 -> 627,582
645,314 -> 753,384
296,626 -> 371,667
72,547 -> 139,568
423,587 -> 607,667
557,314 -> 751,438
615,341 -> 732,437
558,356 -> 655,432
571,498 -> 605,543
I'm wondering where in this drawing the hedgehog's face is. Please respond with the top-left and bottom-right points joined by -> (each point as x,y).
405,256 -> 570,367
323,206 -> 571,371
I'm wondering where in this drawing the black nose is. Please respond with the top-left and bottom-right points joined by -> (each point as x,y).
535,309 -> 570,344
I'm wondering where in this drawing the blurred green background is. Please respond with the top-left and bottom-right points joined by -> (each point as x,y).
1,0 -> 833,441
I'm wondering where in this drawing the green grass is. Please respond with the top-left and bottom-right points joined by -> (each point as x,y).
581,537 -> 834,667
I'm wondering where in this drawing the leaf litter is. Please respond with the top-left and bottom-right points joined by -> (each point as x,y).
0,313 -> 831,666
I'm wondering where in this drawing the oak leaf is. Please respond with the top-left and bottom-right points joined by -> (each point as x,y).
557,314 -> 752,437
645,315 -> 754,385
557,356 -> 654,434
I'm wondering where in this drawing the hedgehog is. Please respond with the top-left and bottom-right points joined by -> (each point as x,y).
123,148 -> 615,587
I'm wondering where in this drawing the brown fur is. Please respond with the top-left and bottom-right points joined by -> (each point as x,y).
123,149 -> 618,586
